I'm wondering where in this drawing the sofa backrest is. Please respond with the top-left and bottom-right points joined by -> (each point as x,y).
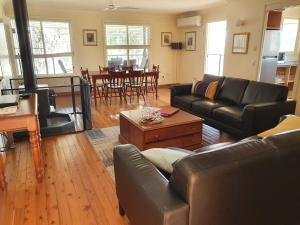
169,130 -> 300,225
241,81 -> 288,105
216,77 -> 249,105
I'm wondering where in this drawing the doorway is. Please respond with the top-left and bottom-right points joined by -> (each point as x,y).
259,6 -> 300,98
205,20 -> 227,76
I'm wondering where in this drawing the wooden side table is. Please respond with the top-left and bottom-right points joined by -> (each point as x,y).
0,94 -> 43,190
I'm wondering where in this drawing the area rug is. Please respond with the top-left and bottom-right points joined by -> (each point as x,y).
85,126 -> 120,180
85,124 -> 233,180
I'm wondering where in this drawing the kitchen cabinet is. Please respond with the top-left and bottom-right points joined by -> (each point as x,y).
267,10 -> 282,30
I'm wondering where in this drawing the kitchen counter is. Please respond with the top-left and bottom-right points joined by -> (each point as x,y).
277,61 -> 298,67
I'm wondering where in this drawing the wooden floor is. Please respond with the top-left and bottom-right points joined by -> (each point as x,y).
0,87 -> 233,225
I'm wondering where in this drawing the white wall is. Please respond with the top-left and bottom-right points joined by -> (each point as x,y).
176,0 -> 300,115
4,5 -> 180,88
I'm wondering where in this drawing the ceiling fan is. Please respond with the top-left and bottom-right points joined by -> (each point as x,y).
104,0 -> 140,11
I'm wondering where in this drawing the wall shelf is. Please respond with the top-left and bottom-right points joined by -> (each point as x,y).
276,64 -> 298,97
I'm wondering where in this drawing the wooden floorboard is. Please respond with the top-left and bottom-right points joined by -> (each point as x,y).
0,87 -> 233,225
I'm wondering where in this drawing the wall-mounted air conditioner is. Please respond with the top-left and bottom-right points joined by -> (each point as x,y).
177,16 -> 201,28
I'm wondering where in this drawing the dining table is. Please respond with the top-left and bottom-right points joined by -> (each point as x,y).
88,70 -> 159,106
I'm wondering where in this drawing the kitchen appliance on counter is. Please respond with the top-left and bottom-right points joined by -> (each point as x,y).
260,30 -> 281,84
278,52 -> 286,63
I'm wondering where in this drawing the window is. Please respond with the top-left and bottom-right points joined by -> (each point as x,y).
205,21 -> 227,76
12,20 -> 73,75
105,24 -> 150,69
0,23 -> 13,77
280,18 -> 299,52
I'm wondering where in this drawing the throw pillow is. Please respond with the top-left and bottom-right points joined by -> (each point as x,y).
258,115 -> 300,138
191,78 -> 202,94
205,81 -> 219,100
141,148 -> 190,173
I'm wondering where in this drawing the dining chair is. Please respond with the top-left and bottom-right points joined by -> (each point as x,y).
80,67 -> 90,81
144,71 -> 159,99
121,65 -> 133,73
99,66 -> 115,73
152,64 -> 160,72
96,74 -> 110,103
126,71 -> 145,103
106,71 -> 127,104
81,67 -> 103,101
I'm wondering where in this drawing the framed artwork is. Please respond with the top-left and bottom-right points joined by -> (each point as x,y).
161,32 -> 172,46
232,32 -> 250,54
185,32 -> 196,51
83,29 -> 97,46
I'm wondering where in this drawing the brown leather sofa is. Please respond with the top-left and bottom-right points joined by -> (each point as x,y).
113,129 -> 300,225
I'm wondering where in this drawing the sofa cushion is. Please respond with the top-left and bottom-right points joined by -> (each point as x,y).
217,77 -> 249,105
191,99 -> 229,116
193,74 -> 225,97
213,106 -> 244,128
191,79 -> 202,94
173,95 -> 202,110
241,81 -> 288,105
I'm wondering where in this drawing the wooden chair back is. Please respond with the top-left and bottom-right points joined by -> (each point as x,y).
108,71 -> 127,87
129,70 -> 144,86
152,64 -> 160,72
80,67 -> 91,83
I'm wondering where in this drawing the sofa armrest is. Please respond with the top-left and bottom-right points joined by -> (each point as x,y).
171,84 -> 192,97
279,114 -> 295,123
242,100 -> 296,135
113,144 -> 189,225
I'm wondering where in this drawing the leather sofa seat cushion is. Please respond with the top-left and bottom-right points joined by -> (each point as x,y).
241,81 -> 288,105
173,95 -> 202,110
217,77 -> 249,105
213,106 -> 244,128
191,100 -> 229,116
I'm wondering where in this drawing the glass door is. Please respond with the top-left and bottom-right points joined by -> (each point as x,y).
205,20 -> 227,76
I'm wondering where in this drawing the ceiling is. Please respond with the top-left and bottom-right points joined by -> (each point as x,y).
22,0 -> 228,13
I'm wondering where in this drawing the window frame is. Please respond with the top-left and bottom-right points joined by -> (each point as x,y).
0,21 -> 13,77
11,18 -> 74,76
103,22 -> 151,69
280,17 -> 300,53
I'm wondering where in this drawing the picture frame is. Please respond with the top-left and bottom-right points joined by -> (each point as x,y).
83,29 -> 97,46
161,32 -> 172,47
185,32 -> 196,51
232,32 -> 250,54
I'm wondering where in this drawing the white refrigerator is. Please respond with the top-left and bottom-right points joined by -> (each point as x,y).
260,30 -> 281,84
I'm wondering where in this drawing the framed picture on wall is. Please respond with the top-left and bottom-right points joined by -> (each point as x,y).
185,32 -> 196,51
232,32 -> 250,54
161,32 -> 172,46
83,29 -> 97,46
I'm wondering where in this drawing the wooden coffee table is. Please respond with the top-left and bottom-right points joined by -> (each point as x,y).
119,108 -> 204,150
